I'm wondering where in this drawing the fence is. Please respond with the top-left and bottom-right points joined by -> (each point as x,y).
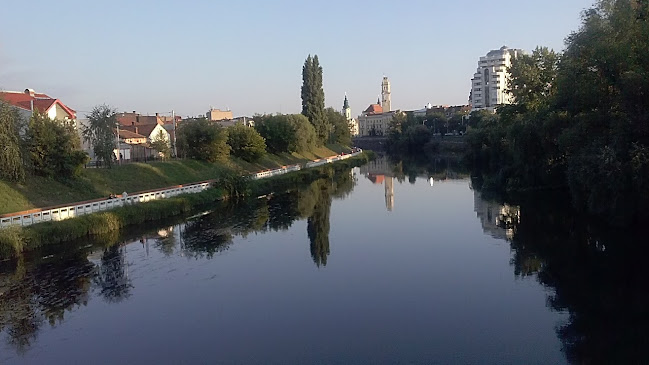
0,182 -> 212,228
0,149 -> 362,228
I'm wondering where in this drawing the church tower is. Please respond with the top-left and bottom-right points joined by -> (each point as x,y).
343,94 -> 352,121
381,76 -> 391,112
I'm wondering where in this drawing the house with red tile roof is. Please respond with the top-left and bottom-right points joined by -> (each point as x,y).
0,88 -> 76,122
121,123 -> 170,145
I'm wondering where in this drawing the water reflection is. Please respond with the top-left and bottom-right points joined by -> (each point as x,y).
473,190 -> 520,241
472,183 -> 649,363
0,252 -> 94,355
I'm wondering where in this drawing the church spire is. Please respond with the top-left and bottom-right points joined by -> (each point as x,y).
343,93 -> 349,110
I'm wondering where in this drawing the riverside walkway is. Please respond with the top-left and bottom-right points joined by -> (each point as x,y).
0,150 -> 362,228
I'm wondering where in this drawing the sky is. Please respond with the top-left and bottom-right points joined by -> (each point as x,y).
0,0 -> 595,119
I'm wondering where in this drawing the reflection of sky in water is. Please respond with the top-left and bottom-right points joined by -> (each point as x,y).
1,167 -> 566,365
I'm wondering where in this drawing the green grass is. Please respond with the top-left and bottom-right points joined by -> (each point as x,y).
0,144 -> 349,215
0,151 -> 371,259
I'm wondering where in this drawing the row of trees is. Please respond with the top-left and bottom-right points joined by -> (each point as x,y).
386,111 -> 468,154
0,103 -> 89,182
466,0 -> 649,223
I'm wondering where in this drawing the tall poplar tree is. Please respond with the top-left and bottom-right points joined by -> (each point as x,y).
301,55 -> 330,144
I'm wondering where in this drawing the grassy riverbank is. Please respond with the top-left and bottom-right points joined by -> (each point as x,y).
0,145 -> 348,215
0,152 -> 372,259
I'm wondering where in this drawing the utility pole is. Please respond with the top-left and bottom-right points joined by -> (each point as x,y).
116,121 -> 120,164
172,109 -> 177,158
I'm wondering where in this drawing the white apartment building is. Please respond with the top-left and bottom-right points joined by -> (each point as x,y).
470,46 -> 524,111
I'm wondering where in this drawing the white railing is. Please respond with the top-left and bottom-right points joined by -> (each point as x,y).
0,149 -> 362,228
0,182 -> 212,228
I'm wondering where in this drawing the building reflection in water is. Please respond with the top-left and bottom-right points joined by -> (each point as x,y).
360,157 -> 395,212
472,190 -> 520,241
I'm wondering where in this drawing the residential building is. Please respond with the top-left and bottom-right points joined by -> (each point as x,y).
121,123 -> 170,144
116,111 -> 164,127
206,108 -> 233,121
470,46 -> 524,111
342,94 -> 359,136
0,88 -> 77,124
358,76 -> 400,136
118,129 -> 147,145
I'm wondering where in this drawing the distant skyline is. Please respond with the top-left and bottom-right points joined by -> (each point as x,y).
1,0 -> 594,119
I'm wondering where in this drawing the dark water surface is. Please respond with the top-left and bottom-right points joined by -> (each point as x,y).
1,158 -> 647,364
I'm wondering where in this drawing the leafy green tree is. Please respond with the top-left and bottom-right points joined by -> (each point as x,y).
227,124 -> 267,162
176,119 -> 230,162
301,55 -> 330,143
83,105 -> 118,168
254,114 -> 316,153
324,107 -> 351,145
27,111 -> 89,178
506,47 -> 559,112
466,0 -> 649,223
150,129 -> 170,159
0,101 -> 25,182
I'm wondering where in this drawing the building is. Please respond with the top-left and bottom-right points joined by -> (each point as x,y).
121,123 -> 170,144
118,129 -> 147,145
206,108 -> 233,121
342,94 -> 359,136
116,111 -> 165,127
358,76 -> 400,136
470,46 -> 524,111
0,88 -> 77,124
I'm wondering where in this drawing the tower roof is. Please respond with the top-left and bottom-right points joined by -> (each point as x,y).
343,94 -> 349,110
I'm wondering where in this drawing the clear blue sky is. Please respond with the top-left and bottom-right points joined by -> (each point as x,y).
0,0 -> 595,119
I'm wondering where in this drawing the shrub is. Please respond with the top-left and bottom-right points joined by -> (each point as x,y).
227,124 -> 267,162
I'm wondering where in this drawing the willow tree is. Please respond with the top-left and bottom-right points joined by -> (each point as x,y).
83,105 -> 117,168
0,101 -> 25,182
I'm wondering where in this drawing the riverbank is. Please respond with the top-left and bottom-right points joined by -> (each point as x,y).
0,145 -> 348,215
0,152 -> 372,259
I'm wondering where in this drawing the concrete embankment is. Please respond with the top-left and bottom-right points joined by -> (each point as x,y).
0,152 -> 372,259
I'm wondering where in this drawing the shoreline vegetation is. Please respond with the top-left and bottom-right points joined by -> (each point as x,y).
0,151 -> 372,259
0,144 -> 350,215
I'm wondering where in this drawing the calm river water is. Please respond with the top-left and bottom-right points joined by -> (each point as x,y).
1,157 -> 647,364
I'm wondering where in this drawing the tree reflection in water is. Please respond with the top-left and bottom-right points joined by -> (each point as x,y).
0,252 -> 95,354
0,170 -> 356,355
474,186 -> 649,364
93,244 -> 133,303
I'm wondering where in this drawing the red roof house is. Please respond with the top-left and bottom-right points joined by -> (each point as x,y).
0,89 -> 76,120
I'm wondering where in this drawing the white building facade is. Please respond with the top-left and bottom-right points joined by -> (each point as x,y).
342,94 -> 359,136
358,76 -> 397,136
470,46 -> 524,111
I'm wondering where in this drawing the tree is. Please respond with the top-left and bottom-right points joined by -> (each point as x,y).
227,124 -> 267,162
83,105 -> 118,168
254,114 -> 316,154
0,101 -> 25,182
176,119 -> 230,162
27,111 -> 88,178
301,55 -> 330,143
506,47 -> 559,112
150,129 -> 170,159
324,107 -> 351,145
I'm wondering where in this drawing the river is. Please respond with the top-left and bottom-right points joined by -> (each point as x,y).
1,156 -> 647,364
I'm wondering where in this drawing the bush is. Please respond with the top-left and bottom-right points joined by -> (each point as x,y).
227,124 -> 267,162
254,114 -> 317,154
27,111 -> 89,178
177,119 -> 230,162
